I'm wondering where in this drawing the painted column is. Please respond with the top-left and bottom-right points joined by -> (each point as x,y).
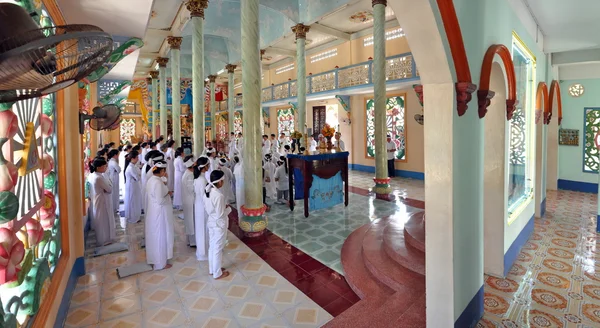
168,37 -> 183,147
372,0 -> 391,196
186,0 -> 208,156
150,71 -> 159,139
226,64 -> 236,133
240,0 -> 267,236
157,57 -> 169,138
208,75 -> 217,142
292,24 -> 309,146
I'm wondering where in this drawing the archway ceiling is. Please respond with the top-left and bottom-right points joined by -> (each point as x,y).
135,0 -> 400,80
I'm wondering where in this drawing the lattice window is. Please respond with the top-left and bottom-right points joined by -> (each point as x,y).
366,96 -> 406,160
278,108 -> 295,136
234,111 -> 243,135
120,118 -> 136,144
584,108 -> 600,172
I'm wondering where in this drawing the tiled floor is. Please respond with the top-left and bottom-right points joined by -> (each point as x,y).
479,190 -> 600,327
69,215 -> 333,327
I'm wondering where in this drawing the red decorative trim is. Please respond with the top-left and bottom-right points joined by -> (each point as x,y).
373,177 -> 391,185
456,82 -> 477,116
536,82 -> 550,124
477,44 -> 517,119
436,0 -> 472,83
413,85 -> 424,107
241,205 -> 267,217
506,99 -> 517,120
549,80 -> 562,125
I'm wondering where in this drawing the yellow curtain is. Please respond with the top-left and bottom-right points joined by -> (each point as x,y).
127,88 -> 148,125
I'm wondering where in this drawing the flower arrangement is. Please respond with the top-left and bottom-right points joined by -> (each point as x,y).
322,124 -> 335,138
290,131 -> 303,139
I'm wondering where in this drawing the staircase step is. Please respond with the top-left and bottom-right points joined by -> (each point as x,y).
380,216 -> 426,276
402,211 -> 426,252
362,218 -> 425,292
340,224 -> 393,299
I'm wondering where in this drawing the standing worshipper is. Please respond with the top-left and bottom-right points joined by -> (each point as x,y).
270,134 -> 278,154
173,148 -> 185,210
194,157 -> 210,261
233,156 -> 244,213
274,157 -> 290,205
204,170 -> 232,280
334,132 -> 346,151
217,158 -> 235,204
156,136 -> 164,151
205,148 -> 217,181
145,161 -> 174,271
181,155 -> 196,247
263,154 -> 277,200
386,134 -> 397,178
119,145 -> 131,197
309,136 -> 317,152
228,132 -> 237,160
141,150 -> 164,210
165,140 -> 176,191
262,135 -> 271,157
124,150 -> 142,223
236,132 -> 244,153
278,133 -> 287,153
106,149 -> 121,213
88,157 -> 116,246
141,142 -> 149,163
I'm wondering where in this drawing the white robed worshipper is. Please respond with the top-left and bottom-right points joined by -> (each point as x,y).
278,133 -> 287,154
263,154 -> 277,199
118,146 -> 129,196
309,136 -> 317,152
124,151 -> 142,223
216,158 -> 235,204
165,140 -> 176,191
233,156 -> 245,213
270,134 -> 278,154
88,158 -> 116,246
172,148 -> 185,209
228,132 -> 237,160
141,143 -> 149,163
106,150 -> 121,213
204,170 -> 232,279
194,157 -> 211,261
181,155 -> 196,246
236,133 -> 244,153
334,132 -> 346,151
262,135 -> 271,157
142,151 -> 164,210
145,161 -> 174,271
204,147 -> 217,181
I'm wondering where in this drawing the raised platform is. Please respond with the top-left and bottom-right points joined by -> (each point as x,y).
325,211 -> 426,327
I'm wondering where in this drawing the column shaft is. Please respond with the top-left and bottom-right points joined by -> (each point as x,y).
210,80 -> 216,141
240,0 -> 267,236
151,78 -> 158,139
228,71 -> 235,132
296,38 -> 307,141
192,17 -> 205,156
171,49 -> 181,147
159,65 -> 167,138
373,3 -> 390,194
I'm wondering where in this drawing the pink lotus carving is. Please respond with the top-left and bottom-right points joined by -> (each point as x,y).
0,161 -> 17,192
42,154 -> 54,176
40,114 -> 54,137
0,110 -> 18,139
40,190 -> 56,224
26,219 -> 44,247
0,228 -> 25,284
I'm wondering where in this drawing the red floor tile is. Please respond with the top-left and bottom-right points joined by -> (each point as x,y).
292,276 -> 326,295
325,277 -> 354,296
342,290 -> 360,304
307,285 -> 344,308
323,297 -> 356,317
278,265 -> 311,282
297,258 -> 328,274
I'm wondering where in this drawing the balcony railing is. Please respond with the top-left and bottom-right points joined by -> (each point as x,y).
232,52 -> 416,109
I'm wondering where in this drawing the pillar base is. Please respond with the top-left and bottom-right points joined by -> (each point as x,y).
240,205 -> 268,237
373,177 -> 392,195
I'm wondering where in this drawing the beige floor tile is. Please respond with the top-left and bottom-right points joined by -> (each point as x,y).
100,294 -> 142,321
65,302 -> 100,328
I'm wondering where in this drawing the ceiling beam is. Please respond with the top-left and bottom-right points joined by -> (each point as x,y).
266,47 -> 296,58
310,23 -> 351,41
558,62 -> 600,80
552,48 -> 600,66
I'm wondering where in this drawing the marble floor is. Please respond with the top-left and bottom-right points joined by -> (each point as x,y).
69,171 -> 600,327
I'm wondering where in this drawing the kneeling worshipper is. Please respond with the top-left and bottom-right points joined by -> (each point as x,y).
181,155 -> 196,247
217,158 -> 235,204
204,170 -> 232,279
194,156 -> 210,261
124,150 -> 142,224
145,161 -> 175,271
88,157 -> 116,246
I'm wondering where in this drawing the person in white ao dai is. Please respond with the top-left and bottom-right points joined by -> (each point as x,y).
145,161 -> 174,271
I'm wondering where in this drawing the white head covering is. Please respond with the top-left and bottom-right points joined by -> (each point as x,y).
204,174 -> 225,193
218,158 -> 227,166
206,147 -> 215,155
197,156 -> 210,169
184,157 -> 195,168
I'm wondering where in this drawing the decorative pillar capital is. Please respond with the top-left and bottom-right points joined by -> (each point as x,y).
185,0 -> 208,18
145,77 -> 152,85
225,64 -> 237,74
292,23 -> 310,40
477,89 -> 495,119
167,36 -> 183,50
372,0 -> 387,7
149,70 -> 159,79
157,57 -> 169,68
260,49 -> 266,60
455,82 -> 477,116
208,75 -> 217,83
204,80 -> 208,87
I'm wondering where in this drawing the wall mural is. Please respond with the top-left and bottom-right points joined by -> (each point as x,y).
86,38 -> 144,83
119,119 -> 136,144
366,96 -> 406,160
584,108 -> 600,172
277,107 -> 295,136
216,113 -> 228,142
234,111 -> 243,135
0,3 -> 61,325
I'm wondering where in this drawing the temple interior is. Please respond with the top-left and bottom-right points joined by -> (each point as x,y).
1,0 -> 600,327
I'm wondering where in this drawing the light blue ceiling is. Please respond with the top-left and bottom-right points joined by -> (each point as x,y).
166,0 -> 357,78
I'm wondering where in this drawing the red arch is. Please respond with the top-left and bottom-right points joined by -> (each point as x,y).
536,82 -> 549,124
477,44 -> 517,119
548,80 -> 562,125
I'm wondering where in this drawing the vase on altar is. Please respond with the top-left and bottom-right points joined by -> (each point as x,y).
326,136 -> 333,151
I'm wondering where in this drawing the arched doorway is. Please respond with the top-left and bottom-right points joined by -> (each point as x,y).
535,82 -> 549,218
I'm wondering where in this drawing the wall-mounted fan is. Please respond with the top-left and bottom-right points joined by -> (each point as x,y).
0,3 -> 113,104
79,105 -> 121,134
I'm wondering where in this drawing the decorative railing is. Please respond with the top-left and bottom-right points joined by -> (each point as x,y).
232,52 -> 416,108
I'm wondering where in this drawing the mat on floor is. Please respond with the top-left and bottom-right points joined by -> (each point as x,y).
93,242 -> 128,257
116,263 -> 152,278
